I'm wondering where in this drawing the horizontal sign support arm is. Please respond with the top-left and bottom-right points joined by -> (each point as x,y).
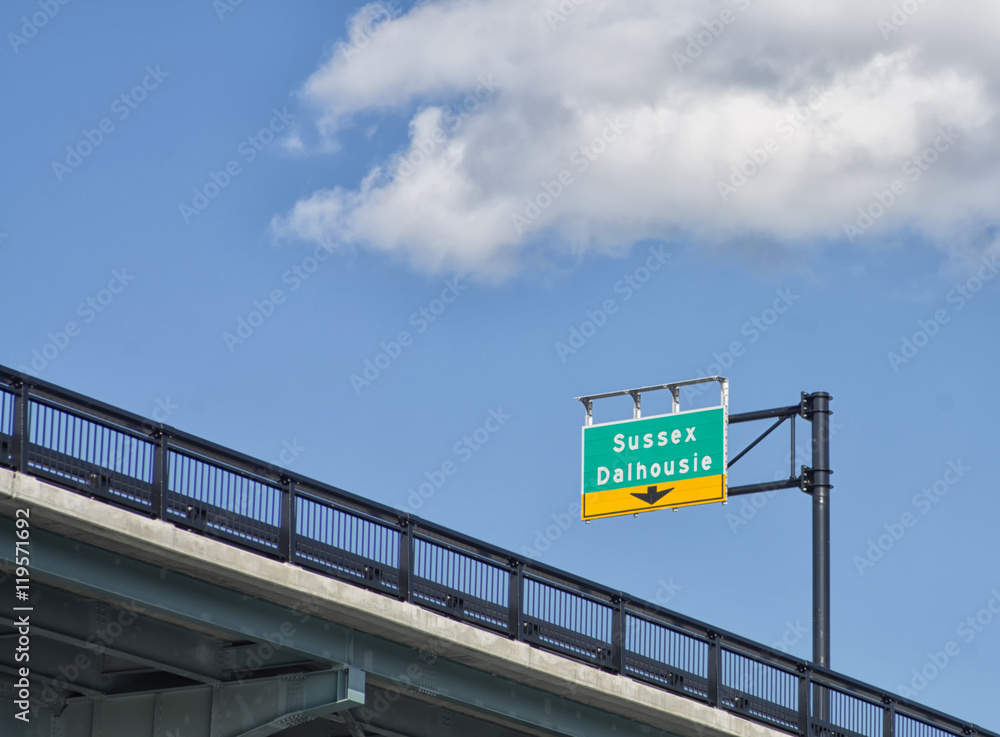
727,476 -> 802,497
729,404 -> 801,424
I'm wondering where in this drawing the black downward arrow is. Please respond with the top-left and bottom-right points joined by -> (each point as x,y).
631,485 -> 673,505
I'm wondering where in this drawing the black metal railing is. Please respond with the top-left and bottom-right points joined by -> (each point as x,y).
0,365 -> 992,737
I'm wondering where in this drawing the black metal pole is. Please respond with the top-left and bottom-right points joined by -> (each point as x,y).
806,392 -> 832,669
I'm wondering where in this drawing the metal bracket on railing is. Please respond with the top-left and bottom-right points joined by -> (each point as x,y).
183,505 -> 210,533
88,472 -> 110,494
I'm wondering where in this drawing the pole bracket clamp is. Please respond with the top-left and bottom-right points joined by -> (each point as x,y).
800,466 -> 834,493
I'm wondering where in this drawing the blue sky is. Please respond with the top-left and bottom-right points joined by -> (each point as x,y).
2,0 -> 999,728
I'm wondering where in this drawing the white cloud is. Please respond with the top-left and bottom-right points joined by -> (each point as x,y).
273,0 -> 1000,279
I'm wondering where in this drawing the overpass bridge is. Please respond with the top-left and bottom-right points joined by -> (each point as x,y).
0,366 -> 994,737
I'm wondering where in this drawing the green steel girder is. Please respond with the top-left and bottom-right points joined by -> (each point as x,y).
49,668 -> 365,737
0,577 -> 226,685
221,643 -> 328,677
0,517 -> 676,737
0,626 -> 194,698
0,577 -> 333,694
0,660 -> 103,698
338,686 -> 550,737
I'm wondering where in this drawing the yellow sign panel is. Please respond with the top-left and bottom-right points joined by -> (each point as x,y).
582,473 -> 726,521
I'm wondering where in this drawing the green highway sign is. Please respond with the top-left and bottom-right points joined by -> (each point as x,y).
581,405 -> 728,520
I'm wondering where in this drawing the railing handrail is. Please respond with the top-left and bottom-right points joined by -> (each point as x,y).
0,363 -> 991,737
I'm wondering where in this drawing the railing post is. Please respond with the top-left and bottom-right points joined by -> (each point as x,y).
798,667 -> 812,737
707,633 -> 722,707
611,595 -> 626,674
12,381 -> 29,472
278,477 -> 295,561
150,431 -> 169,519
398,519 -> 414,602
508,560 -> 524,640
883,698 -> 895,737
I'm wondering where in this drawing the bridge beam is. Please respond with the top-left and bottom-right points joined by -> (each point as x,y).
0,514 -> 678,737
0,580 -> 225,686
50,668 -> 364,737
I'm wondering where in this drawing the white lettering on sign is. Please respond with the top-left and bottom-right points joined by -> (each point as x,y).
612,427 -> 696,452
597,455 -> 713,485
